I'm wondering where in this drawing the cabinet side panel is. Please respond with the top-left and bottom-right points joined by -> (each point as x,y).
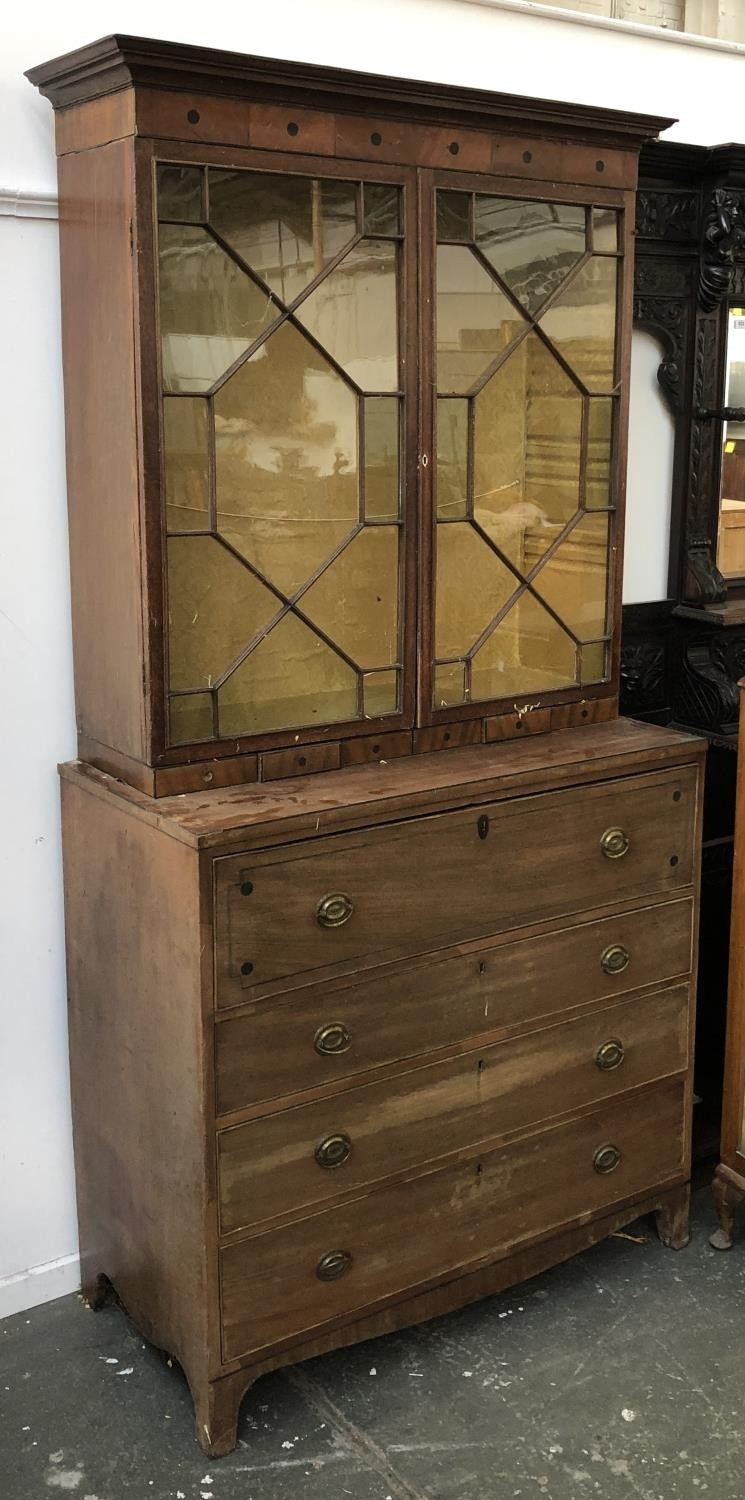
60,778 -> 212,1381
58,139 -> 146,761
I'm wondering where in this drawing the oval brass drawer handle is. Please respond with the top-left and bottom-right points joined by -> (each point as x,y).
316,1249 -> 353,1281
600,943 -> 630,976
314,1022 -> 351,1056
600,827 -> 630,860
595,1038 -> 625,1072
317,892 -> 354,928
314,1132 -> 352,1169
593,1143 -> 622,1174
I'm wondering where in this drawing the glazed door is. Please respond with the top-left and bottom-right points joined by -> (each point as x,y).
147,149 -> 631,762
153,153 -> 417,753
422,170 -> 629,727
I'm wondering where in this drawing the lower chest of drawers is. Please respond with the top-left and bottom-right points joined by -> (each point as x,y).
212,756 -> 701,1366
59,722 -> 704,1452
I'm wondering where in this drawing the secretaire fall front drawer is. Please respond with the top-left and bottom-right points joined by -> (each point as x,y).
214,766 -> 698,1007
215,897 -> 694,1114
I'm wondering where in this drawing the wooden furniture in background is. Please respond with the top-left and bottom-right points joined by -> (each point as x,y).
711,677 -> 745,1246
29,36 -> 704,1455
622,143 -> 745,1156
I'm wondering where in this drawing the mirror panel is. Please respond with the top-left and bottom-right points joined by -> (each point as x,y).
717,306 -> 745,580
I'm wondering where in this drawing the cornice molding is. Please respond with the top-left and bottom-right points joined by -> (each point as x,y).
0,187 -> 58,220
26,33 -> 674,148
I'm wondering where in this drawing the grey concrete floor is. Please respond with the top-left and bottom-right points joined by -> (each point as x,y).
2,1186 -> 744,1500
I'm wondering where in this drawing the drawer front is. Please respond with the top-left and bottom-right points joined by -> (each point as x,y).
214,766 -> 697,1007
220,1079 -> 686,1361
218,983 -> 690,1234
215,897 -> 693,1113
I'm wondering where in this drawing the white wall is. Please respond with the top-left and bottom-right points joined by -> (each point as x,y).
624,331 -> 677,603
3,0 -> 745,1317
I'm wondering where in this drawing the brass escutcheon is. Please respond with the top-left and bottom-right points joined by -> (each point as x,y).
600,827 -> 630,860
593,1143 -> 622,1174
600,943 -> 630,976
595,1038 -> 625,1072
314,1022 -> 351,1056
317,892 -> 354,928
314,1132 -> 352,1169
316,1249 -> 353,1281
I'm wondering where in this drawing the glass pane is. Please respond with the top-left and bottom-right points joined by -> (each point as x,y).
214,321 -> 358,596
434,661 -> 466,707
159,224 -> 277,393
365,398 -> 400,520
167,535 -> 279,692
301,527 -> 399,667
475,197 -> 586,317
294,239 -> 399,391
437,245 -> 526,394
363,183 -> 401,237
437,400 -> 469,520
208,171 -> 357,303
217,613 -> 358,736
531,514 -> 609,641
592,208 -> 618,253
164,397 -> 210,531
471,590 -> 577,702
435,522 -> 518,660
587,399 -> 614,509
474,333 -> 582,571
364,670 -> 398,715
169,693 -> 214,744
158,164 -> 204,222
540,256 -> 617,392
717,306 -> 745,579
437,191 -> 471,243
580,641 -> 608,685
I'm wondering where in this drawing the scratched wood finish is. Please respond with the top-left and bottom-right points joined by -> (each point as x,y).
218,984 -> 689,1235
56,141 -> 146,764
220,1080 -> 686,1362
59,777 -> 215,1399
56,725 -> 703,1454
214,767 -> 697,1005
60,719 -> 703,852
215,897 -> 694,1114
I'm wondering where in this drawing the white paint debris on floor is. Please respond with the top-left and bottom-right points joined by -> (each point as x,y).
44,1451 -> 84,1491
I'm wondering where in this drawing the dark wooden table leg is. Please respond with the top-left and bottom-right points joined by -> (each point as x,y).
710,1163 -> 745,1249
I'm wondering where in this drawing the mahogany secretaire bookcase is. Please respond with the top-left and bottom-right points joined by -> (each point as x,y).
29,36 -> 706,1455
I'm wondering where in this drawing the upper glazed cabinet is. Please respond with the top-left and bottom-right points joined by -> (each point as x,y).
29,37 -> 672,793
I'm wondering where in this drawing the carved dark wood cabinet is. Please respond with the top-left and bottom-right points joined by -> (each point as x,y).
624,142 -> 745,1148
30,36 -> 704,1455
710,680 -> 745,1248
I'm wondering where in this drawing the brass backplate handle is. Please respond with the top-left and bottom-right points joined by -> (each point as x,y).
595,1038 -> 625,1072
316,1249 -> 353,1281
600,943 -> 630,976
600,827 -> 630,860
314,1022 -> 351,1056
599,828 -> 626,864
314,1132 -> 352,1169
317,892 -> 354,928
593,1143 -> 622,1174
